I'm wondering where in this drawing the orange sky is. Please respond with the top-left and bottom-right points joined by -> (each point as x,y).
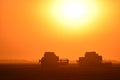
0,0 -> 120,61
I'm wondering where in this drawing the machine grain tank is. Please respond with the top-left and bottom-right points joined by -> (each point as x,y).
77,52 -> 112,67
77,52 -> 103,66
40,52 -> 59,68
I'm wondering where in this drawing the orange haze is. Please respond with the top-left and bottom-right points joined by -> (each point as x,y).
0,0 -> 120,61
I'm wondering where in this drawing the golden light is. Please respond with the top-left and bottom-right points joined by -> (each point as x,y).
34,0 -> 104,36
61,1 -> 91,20
50,0 -> 101,29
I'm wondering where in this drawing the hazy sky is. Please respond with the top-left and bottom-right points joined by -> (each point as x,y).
0,0 -> 120,61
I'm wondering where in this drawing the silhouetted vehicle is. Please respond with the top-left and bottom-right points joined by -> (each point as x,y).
77,52 -> 112,67
39,51 -> 112,69
40,52 -> 59,68
77,52 -> 103,66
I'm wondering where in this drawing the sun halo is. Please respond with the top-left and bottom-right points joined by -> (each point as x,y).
51,0 -> 100,29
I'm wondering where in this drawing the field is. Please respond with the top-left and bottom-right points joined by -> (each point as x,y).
0,63 -> 120,80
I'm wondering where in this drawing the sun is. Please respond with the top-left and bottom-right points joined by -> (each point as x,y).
51,0 -> 100,28
62,1 -> 88,20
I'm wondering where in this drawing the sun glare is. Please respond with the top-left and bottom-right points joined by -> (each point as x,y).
51,0 -> 100,29
62,1 -> 89,20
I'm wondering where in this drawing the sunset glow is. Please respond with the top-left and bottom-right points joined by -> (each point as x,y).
0,0 -> 120,61
51,0 -> 100,28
